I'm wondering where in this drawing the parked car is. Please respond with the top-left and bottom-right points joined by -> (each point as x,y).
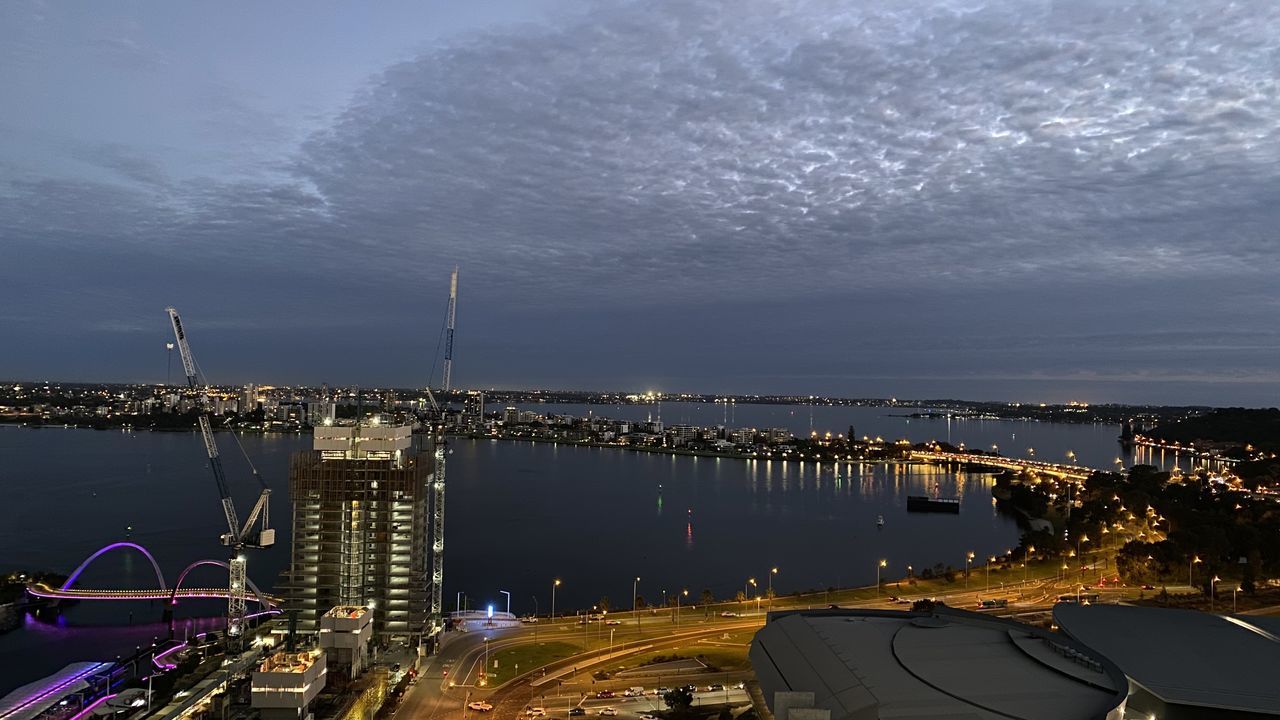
656,687 -> 671,695
568,709 -> 586,717
708,684 -> 724,692
467,702 -> 493,712
597,709 -> 617,717
719,611 -> 740,617
605,619 -> 621,625
595,690 -> 615,699
525,708 -> 547,717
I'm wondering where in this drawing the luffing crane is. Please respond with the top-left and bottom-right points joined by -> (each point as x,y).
166,307 -> 274,645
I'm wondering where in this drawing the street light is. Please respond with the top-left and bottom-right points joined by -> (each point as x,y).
633,576 -> 641,633
877,560 -> 887,597
676,589 -> 688,627
1211,575 -> 1221,612
1024,546 -> 1035,585
768,567 -> 779,607
1077,534 -> 1089,581
1234,585 -> 1242,614
1189,555 -> 1201,590
500,590 -> 511,616
986,556 -> 995,593
551,579 -> 560,620
965,552 -> 974,589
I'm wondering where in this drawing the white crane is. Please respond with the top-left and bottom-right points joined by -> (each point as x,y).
166,307 -> 274,645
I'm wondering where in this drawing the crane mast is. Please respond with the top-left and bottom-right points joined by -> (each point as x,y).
424,387 -> 446,636
166,307 -> 273,645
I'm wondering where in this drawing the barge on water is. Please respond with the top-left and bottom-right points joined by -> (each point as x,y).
906,495 -> 961,513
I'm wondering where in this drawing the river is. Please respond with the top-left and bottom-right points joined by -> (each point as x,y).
0,403 -> 1182,694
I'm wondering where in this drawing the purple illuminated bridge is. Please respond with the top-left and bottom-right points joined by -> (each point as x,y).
27,541 -> 278,608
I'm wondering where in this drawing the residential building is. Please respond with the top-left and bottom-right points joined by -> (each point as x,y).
279,422 -> 434,643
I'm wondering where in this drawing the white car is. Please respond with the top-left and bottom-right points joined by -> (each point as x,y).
467,702 -> 493,712
597,709 -> 618,717
526,709 -> 547,717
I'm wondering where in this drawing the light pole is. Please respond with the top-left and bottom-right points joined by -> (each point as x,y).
551,579 -> 560,620
986,556 -> 995,593
1077,534 -> 1089,582
876,560 -> 887,597
500,590 -> 511,616
165,343 -> 174,386
483,637 -> 490,680
676,589 -> 688,626
1211,575 -> 1221,612
633,576 -> 641,633
768,567 -> 778,608
1189,555 -> 1201,590
965,552 -> 974,589
609,628 -> 615,655
1234,585 -> 1241,613
1024,546 -> 1034,586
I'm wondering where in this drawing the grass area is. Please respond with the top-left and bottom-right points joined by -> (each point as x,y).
484,641 -> 579,685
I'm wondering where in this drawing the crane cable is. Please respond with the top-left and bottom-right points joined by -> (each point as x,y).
191,354 -> 267,489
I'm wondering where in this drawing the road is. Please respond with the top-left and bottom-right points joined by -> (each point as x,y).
395,571 -> 1164,720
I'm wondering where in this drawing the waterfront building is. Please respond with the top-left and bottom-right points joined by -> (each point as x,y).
752,607 -> 1126,720
1055,604 -> 1280,718
768,427 -> 792,443
278,423 -> 435,643
668,424 -> 699,447
242,384 -> 259,413
463,392 -> 485,430
251,650 -> 326,720
503,406 -> 519,424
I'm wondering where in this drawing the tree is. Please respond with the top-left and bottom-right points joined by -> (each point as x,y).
701,589 -> 715,606
663,687 -> 694,715
598,596 -> 611,612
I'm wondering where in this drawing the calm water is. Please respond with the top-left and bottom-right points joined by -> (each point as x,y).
0,406 -> 1183,693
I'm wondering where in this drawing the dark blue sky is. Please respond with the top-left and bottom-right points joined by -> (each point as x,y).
3,0 -> 1280,406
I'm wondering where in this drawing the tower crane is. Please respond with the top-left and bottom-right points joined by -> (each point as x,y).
166,307 -> 274,645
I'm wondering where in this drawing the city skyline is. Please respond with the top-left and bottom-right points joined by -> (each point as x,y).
5,1 -> 1280,406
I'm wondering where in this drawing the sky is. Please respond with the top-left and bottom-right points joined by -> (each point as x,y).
3,0 -> 1280,406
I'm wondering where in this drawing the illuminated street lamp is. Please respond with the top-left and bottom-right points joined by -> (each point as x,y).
1024,546 -> 1035,585
876,560 -> 887,597
768,567 -> 779,607
551,579 -> 560,620
1211,575 -> 1221,612
986,556 -> 996,593
676,589 -> 688,627
1077,534 -> 1089,581
1234,585 -> 1242,614
1189,555 -> 1201,590
966,552 -> 975,589
633,576 -> 641,633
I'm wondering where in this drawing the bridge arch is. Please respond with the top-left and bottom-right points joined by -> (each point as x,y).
169,560 -> 273,609
61,542 -> 167,591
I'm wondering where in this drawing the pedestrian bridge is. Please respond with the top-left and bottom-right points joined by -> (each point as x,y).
26,541 -> 279,608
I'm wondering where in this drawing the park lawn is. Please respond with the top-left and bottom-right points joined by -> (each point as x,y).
486,641 -> 579,686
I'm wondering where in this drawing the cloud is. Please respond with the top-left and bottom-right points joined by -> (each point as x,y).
3,0 -> 1280,401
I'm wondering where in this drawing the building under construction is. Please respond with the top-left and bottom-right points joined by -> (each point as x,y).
279,422 -> 437,643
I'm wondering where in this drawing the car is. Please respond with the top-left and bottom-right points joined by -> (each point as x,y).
719,611 -> 739,617
605,619 -> 621,625
568,709 -> 586,717
597,709 -> 617,717
639,715 -> 659,720
525,709 -> 547,717
521,616 -> 540,624
595,690 -> 615,699
467,702 -> 494,712
707,684 -> 724,692
1142,584 -> 1155,590
734,682 -> 745,690
656,687 -> 670,695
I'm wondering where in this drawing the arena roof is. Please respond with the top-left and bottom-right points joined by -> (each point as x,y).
751,607 -> 1126,720
1054,604 -> 1280,716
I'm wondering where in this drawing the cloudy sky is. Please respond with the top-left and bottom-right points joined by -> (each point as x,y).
3,0 -> 1279,405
